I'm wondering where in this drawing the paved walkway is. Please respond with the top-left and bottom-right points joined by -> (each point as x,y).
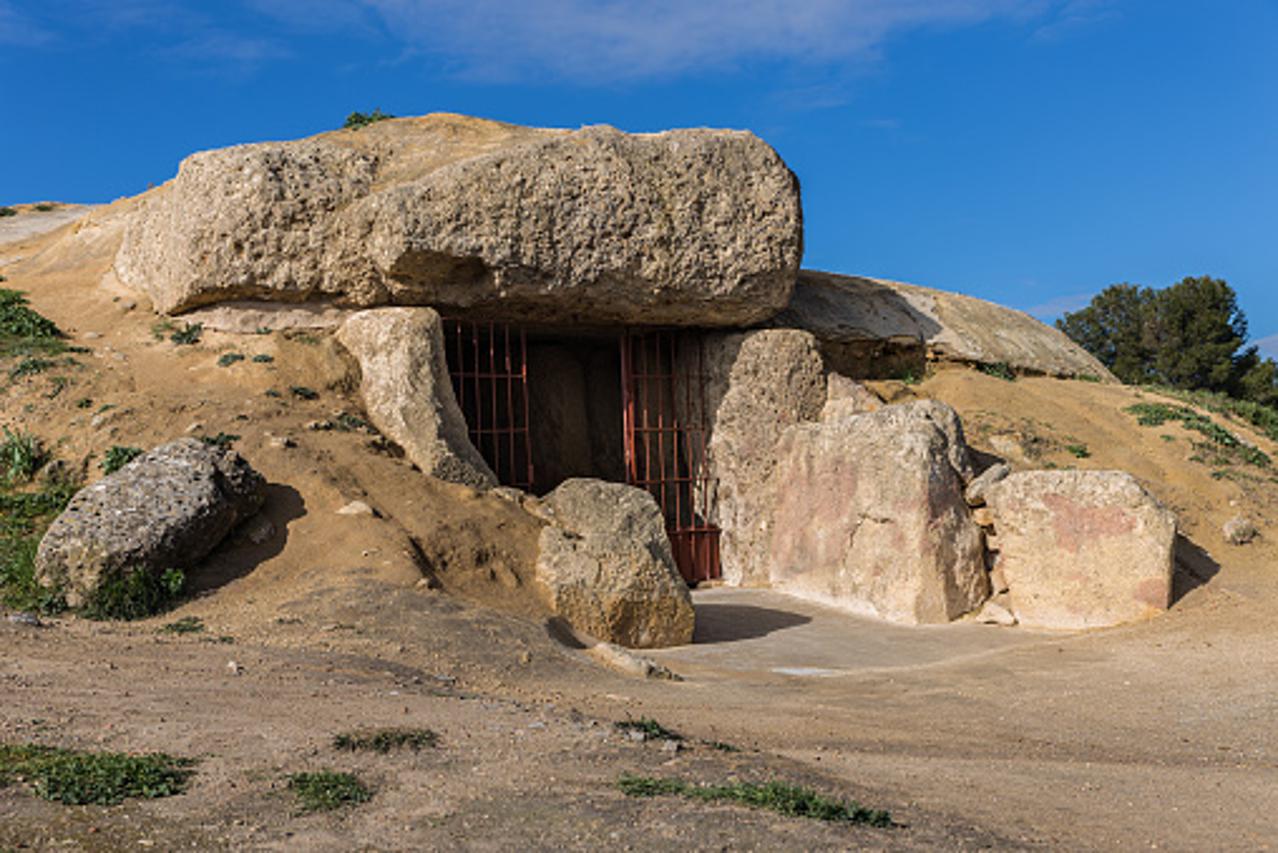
648,586 -> 1049,678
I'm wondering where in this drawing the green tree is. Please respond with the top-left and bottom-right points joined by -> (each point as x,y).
1148,276 -> 1248,393
1056,283 -> 1156,384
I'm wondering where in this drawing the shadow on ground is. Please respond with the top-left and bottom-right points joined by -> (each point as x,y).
1173,533 -> 1221,604
692,603 -> 812,644
191,483 -> 306,592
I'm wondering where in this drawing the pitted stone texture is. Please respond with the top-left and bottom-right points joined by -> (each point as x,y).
115,114 -> 802,325
701,329 -> 828,586
984,470 -> 1176,629
766,401 -> 989,624
821,373 -> 882,423
535,479 -> 694,649
336,307 -> 495,489
771,271 -> 1113,380
35,439 -> 265,607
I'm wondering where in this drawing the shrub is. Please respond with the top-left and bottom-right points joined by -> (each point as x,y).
287,771 -> 372,812
977,361 -> 1016,382
343,108 -> 394,130
0,428 -> 44,484
100,445 -> 143,475
169,322 -> 203,345
0,207 -> 16,217
32,203 -> 57,212
217,352 -> 245,367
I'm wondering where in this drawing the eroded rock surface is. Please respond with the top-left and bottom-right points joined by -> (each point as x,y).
115,114 -> 802,325
534,479 -> 694,649
984,470 -> 1176,629
772,271 -> 1112,380
336,307 -> 495,489
35,439 -> 265,607
766,401 -> 989,624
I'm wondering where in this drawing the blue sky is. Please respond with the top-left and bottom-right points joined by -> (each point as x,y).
2,1 -> 1275,355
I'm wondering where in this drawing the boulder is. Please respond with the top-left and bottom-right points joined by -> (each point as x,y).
115,114 -> 802,326
984,471 -> 1176,629
336,307 -> 496,489
1223,515 -> 1258,546
770,271 -> 1113,380
534,479 -> 694,648
765,401 -> 990,624
965,462 -> 1012,507
35,439 -> 265,607
701,329 -> 828,586
820,373 -> 882,422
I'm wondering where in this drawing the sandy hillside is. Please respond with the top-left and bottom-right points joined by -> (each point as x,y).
2,214 -> 1277,850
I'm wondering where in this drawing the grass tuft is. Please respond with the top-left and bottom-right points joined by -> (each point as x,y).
169,322 -> 203,346
217,352 -> 245,367
614,718 -> 682,741
1126,402 -> 1270,467
0,428 -> 44,485
287,771 -> 372,813
1065,443 -> 1090,459
618,776 -> 892,827
343,108 -> 394,130
100,445 -> 143,475
0,743 -> 195,805
159,615 -> 205,635
290,385 -> 319,400
80,568 -> 186,621
977,361 -> 1017,382
333,727 -> 439,753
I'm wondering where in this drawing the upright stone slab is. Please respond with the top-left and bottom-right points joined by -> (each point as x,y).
983,470 -> 1176,629
765,401 -> 989,624
115,114 -> 803,326
36,439 -> 265,607
336,307 -> 496,489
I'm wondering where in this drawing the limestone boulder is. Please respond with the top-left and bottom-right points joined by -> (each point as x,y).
701,329 -> 828,586
766,401 -> 990,624
984,470 -> 1176,629
534,479 -> 694,648
771,271 -> 1113,380
35,439 -> 265,607
336,307 -> 495,489
115,114 -> 802,325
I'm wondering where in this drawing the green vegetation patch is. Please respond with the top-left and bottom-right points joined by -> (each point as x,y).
168,322 -> 203,346
287,771 -> 372,813
1126,402 -> 1270,468
100,445 -> 143,475
159,615 -> 205,635
0,447 -> 77,613
0,207 -> 16,217
217,352 -> 245,367
618,776 -> 892,827
290,385 -> 319,400
977,361 -> 1017,382
333,727 -> 439,753
343,108 -> 394,130
0,428 -> 44,485
251,353 -> 274,363
614,718 -> 682,742
81,568 -> 186,621
1065,443 -> 1090,459
0,743 -> 195,805
198,432 -> 240,450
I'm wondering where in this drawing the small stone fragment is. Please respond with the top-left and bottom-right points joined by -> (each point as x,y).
336,500 -> 376,517
1223,516 -> 1258,546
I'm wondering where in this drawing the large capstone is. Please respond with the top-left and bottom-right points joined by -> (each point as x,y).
534,479 -> 694,649
336,307 -> 496,489
765,401 -> 990,624
115,114 -> 803,326
35,439 -> 265,607
984,470 -> 1176,629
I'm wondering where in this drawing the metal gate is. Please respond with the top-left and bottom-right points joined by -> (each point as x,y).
443,319 -> 535,491
620,330 -> 721,584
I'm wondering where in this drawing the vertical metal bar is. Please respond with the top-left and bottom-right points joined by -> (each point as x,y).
620,332 -> 634,482
521,327 -> 533,490
656,333 -> 668,530
488,322 -> 499,483
640,332 -> 651,489
454,319 -> 464,417
471,321 -> 482,459
504,323 -> 515,489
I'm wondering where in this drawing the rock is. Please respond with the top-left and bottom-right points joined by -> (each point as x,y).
820,373 -> 882,423
535,479 -> 694,649
336,307 -> 496,489
115,114 -> 802,326
770,271 -> 1113,380
35,439 -> 265,608
588,642 -> 681,681
267,435 -> 296,450
965,462 -> 1012,506
971,507 -> 994,528
7,612 -> 42,627
1223,515 -> 1258,546
226,660 -> 244,675
336,500 -> 376,517
241,515 -> 276,546
702,330 -> 828,586
766,401 -> 990,624
976,599 -> 1017,626
984,470 -> 1176,629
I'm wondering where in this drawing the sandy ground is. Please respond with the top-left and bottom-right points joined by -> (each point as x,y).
2,211 -> 1278,850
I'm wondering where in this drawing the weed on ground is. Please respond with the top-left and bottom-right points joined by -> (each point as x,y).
0,428 -> 44,485
287,771 -> 372,813
333,727 -> 439,753
618,776 -> 893,827
159,615 -> 205,635
977,362 -> 1017,382
217,352 -> 245,367
615,718 -> 682,742
0,289 -> 64,358
80,568 -> 186,621
1126,402 -> 1270,468
0,743 -> 195,805
100,445 -> 143,475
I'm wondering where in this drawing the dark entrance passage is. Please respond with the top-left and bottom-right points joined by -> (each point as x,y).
443,320 -> 722,585
620,330 -> 722,585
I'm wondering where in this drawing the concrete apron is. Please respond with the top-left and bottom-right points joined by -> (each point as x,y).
646,587 -> 1051,680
